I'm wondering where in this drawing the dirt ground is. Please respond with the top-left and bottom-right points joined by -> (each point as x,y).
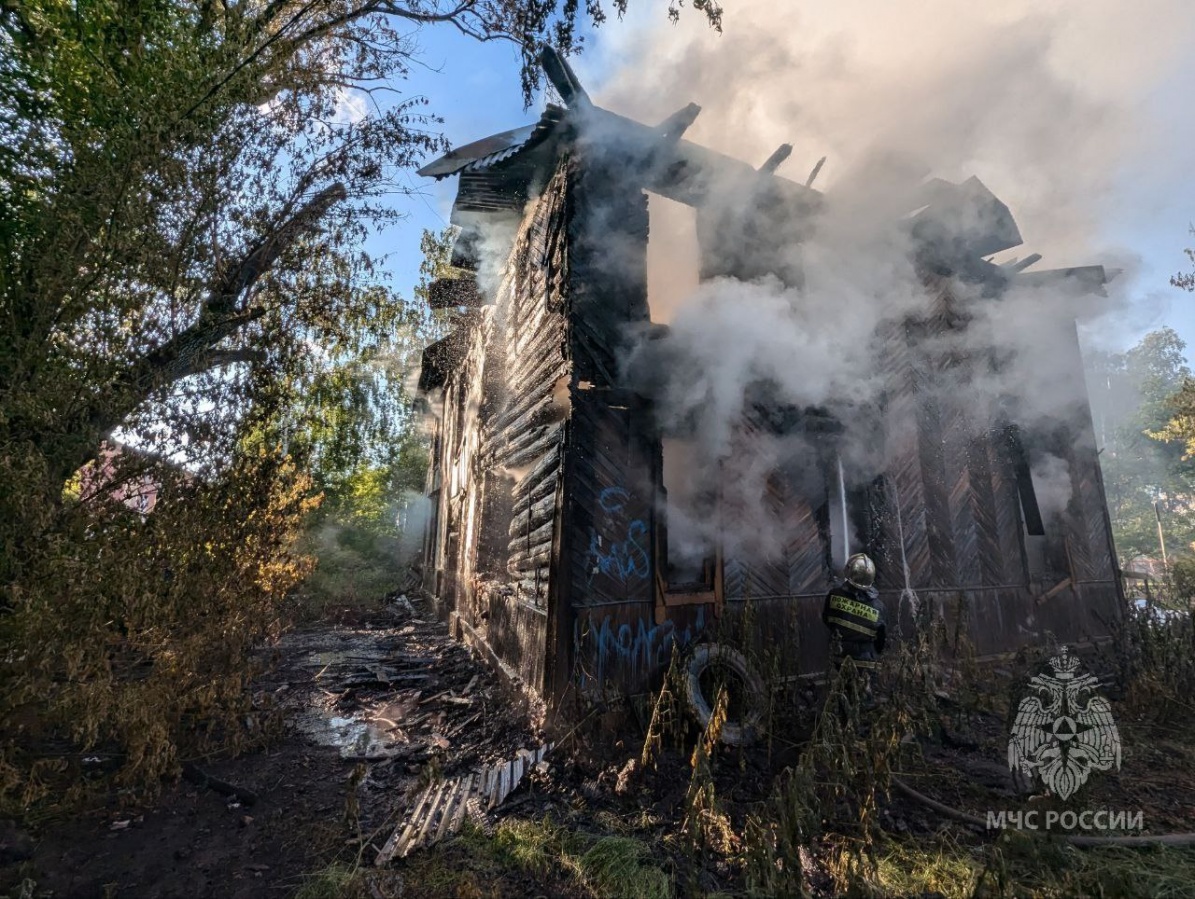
0,595 -> 545,899
4,597 -> 1195,898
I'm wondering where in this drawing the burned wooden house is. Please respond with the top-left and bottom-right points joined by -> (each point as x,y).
414,51 -> 1123,708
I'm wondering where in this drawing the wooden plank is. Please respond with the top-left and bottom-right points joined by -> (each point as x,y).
376,781 -> 436,866
503,424 -> 564,471
493,377 -> 565,438
508,494 -> 557,538
511,468 -> 559,517
500,423 -> 552,463
412,778 -> 454,852
967,433 -> 1005,587
448,773 -> 475,835
508,520 -> 555,554
989,427 -> 1029,585
507,544 -> 553,574
510,447 -> 562,501
506,347 -> 568,402
434,778 -> 465,844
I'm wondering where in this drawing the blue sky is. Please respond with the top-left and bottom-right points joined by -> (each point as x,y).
366,7 -> 1195,362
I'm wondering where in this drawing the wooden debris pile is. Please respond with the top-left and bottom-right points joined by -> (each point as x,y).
375,743 -> 553,864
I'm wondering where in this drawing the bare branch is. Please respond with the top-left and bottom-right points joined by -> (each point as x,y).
207,181 -> 347,316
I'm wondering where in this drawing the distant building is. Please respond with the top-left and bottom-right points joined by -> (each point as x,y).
78,442 -> 164,515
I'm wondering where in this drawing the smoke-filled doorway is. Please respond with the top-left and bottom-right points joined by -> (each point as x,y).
659,437 -> 717,589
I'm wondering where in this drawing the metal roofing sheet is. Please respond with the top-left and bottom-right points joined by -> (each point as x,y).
417,106 -> 566,180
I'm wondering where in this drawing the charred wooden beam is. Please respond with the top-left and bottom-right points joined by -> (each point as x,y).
509,495 -> 556,538
579,103 -> 823,215
510,447 -> 561,499
907,176 -> 1022,259
508,519 -> 555,553
505,346 -> 567,400
1001,253 -> 1042,274
492,391 -> 568,445
804,155 -> 826,188
511,470 -> 558,518
514,571 -> 550,597
654,104 -> 702,142
512,305 -> 566,359
503,423 -> 553,462
503,424 -> 564,471
536,48 -> 822,218
758,144 -> 792,174
508,545 -> 553,574
1013,264 -> 1107,293
539,46 -> 590,107
417,332 -> 466,393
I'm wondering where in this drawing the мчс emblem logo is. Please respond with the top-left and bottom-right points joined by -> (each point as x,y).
1008,646 -> 1121,801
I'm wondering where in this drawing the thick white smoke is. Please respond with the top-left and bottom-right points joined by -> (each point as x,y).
583,1 -> 1193,563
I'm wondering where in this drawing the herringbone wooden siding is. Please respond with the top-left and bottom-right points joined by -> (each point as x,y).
967,433 -> 1006,586
990,426 -> 1030,584
722,420 -> 797,600
877,318 -> 933,588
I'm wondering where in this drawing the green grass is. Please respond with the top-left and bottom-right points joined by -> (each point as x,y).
294,862 -> 365,899
579,836 -> 672,899
867,833 -> 1195,899
874,835 -> 982,898
398,816 -> 673,899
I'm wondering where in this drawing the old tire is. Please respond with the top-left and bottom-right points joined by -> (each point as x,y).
683,643 -> 766,746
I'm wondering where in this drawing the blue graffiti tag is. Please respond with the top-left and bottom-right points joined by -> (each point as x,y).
584,486 -> 649,587
575,608 -> 707,690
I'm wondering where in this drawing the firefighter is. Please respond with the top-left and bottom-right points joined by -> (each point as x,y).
822,553 -> 886,681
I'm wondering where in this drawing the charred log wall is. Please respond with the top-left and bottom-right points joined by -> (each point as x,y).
558,151 -> 686,701
710,275 -> 1121,678
424,164 -> 574,695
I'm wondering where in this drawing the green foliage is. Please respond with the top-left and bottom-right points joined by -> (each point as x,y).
579,836 -> 673,899
1171,556 -> 1195,603
0,0 -> 716,813
1114,601 -> 1195,724
393,815 -> 672,898
294,863 -> 365,899
485,817 -> 672,899
1087,328 -> 1195,566
0,444 -> 316,813
875,835 -> 1195,899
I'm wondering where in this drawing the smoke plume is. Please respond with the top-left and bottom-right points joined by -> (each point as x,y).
583,0 -> 1193,565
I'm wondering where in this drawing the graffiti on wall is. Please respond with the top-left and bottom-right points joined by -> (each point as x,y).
584,486 -> 649,587
575,607 -> 707,691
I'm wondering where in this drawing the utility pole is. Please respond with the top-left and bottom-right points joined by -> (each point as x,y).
1156,499 -> 1166,569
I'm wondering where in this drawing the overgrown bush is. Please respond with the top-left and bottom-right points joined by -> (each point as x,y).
1114,601 -> 1195,724
1169,556 -> 1195,605
0,445 -> 316,814
744,600 -> 946,897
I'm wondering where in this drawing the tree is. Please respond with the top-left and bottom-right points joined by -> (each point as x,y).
0,0 -> 723,497
1090,328 -> 1195,567
0,0 -> 721,807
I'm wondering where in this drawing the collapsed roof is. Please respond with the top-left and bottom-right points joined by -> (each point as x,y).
417,47 -> 1107,302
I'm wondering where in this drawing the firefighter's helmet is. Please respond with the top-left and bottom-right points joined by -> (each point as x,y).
844,553 -> 876,590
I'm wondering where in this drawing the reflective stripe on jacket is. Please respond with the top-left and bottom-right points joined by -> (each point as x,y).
822,583 -> 886,661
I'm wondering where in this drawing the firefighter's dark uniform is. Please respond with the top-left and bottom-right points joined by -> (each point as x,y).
822,582 -> 886,673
